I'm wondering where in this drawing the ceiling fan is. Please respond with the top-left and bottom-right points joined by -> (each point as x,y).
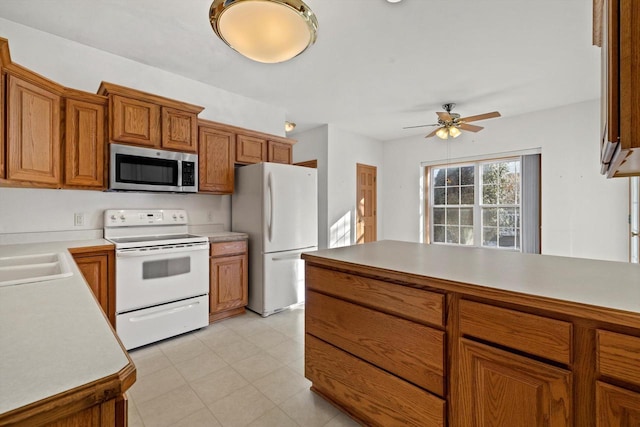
404,103 -> 501,139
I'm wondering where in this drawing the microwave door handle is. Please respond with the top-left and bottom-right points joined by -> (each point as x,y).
177,159 -> 183,188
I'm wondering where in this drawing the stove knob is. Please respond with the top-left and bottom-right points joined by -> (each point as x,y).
120,215 -> 125,221
110,215 -> 116,221
172,214 -> 177,220
179,214 -> 184,220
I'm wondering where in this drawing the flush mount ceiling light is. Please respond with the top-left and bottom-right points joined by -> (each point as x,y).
209,0 -> 318,64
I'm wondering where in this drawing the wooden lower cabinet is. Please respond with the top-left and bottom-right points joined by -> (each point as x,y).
209,240 -> 248,322
70,246 -> 115,327
306,335 -> 445,427
597,382 -> 640,427
457,338 -> 572,427
303,259 -> 640,427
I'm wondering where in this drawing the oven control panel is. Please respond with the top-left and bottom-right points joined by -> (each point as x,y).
104,209 -> 188,226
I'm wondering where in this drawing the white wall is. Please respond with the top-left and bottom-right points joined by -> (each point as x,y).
0,19 -> 287,240
327,127 -> 384,247
292,125 -> 329,249
292,125 -> 384,249
382,100 -> 630,262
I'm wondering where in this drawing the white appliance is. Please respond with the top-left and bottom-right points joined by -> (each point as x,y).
232,163 -> 318,317
104,209 -> 209,349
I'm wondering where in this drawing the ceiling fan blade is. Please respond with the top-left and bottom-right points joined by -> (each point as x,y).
425,128 -> 440,138
402,123 -> 439,129
459,123 -> 484,132
436,111 -> 452,121
459,111 -> 501,123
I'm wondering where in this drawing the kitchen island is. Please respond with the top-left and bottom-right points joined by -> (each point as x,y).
0,240 -> 135,426
302,240 -> 640,427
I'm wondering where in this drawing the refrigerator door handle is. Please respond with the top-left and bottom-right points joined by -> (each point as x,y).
272,253 -> 302,261
267,172 -> 273,242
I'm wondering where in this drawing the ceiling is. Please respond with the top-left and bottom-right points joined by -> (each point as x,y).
0,0 -> 600,141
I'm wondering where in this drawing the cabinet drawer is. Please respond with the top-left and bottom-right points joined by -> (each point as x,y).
459,300 -> 572,364
306,334 -> 445,427
306,265 -> 444,327
210,240 -> 247,257
597,330 -> 640,386
307,291 -> 445,396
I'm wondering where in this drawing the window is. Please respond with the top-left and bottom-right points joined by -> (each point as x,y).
427,155 -> 540,253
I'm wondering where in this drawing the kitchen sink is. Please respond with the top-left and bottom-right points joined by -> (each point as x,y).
0,252 -> 73,287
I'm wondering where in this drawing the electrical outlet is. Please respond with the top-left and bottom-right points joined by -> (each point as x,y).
74,213 -> 85,227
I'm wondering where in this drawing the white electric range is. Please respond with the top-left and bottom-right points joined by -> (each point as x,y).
104,209 -> 209,350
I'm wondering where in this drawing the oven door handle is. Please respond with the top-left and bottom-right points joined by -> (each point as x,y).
116,244 -> 209,257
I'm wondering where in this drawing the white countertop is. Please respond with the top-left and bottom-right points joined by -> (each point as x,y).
0,239 -> 130,415
304,240 -> 640,314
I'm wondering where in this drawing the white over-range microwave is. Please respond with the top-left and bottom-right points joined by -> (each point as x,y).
109,143 -> 198,193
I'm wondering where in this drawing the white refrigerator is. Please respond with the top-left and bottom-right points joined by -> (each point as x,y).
232,162 -> 318,316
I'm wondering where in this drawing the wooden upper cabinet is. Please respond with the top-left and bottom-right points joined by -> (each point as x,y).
0,39 -> 8,180
98,82 -> 203,152
601,0 -> 640,177
198,121 -> 235,194
110,94 -> 161,148
63,93 -> 106,189
162,107 -> 197,153
236,134 -> 267,164
6,72 -> 62,186
267,140 -> 292,164
457,338 -> 572,427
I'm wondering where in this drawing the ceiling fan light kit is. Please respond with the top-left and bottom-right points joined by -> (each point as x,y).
209,0 -> 318,64
404,102 -> 501,139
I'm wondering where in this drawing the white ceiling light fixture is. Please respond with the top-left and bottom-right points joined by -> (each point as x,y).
387,0 -> 403,3
285,121 -> 296,132
209,0 -> 318,64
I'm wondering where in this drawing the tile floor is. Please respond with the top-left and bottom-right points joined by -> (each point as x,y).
127,305 -> 360,427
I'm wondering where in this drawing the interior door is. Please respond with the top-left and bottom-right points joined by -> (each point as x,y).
356,163 -> 377,244
263,163 -> 318,253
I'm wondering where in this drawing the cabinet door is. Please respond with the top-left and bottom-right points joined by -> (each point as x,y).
162,107 -> 197,153
236,134 -> 267,164
597,382 -> 640,427
64,98 -> 105,189
7,74 -> 61,185
457,338 -> 572,427
74,254 -> 109,317
267,140 -> 292,164
209,253 -> 248,314
199,126 -> 235,194
110,95 -> 161,147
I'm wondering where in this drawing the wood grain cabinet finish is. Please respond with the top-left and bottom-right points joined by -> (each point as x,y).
64,96 -> 106,189
601,0 -> 640,177
162,107 -> 197,153
198,122 -> 235,194
6,73 -> 62,186
306,290 -> 445,396
306,334 -> 445,427
597,330 -> 640,386
99,82 -> 204,152
460,299 -> 572,364
267,140 -> 292,164
458,338 -> 572,427
209,240 -> 248,323
70,246 -> 116,327
303,255 -> 640,427
0,39 -> 7,179
236,134 -> 267,164
597,382 -> 640,427
110,94 -> 161,148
